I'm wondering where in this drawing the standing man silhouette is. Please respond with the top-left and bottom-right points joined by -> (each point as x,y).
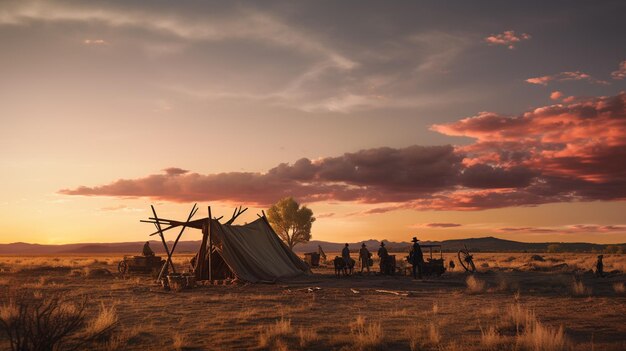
341,243 -> 351,275
410,237 -> 423,279
359,243 -> 371,274
378,242 -> 389,274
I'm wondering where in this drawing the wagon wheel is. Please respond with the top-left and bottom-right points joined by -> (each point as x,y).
118,260 -> 128,274
458,250 -> 476,273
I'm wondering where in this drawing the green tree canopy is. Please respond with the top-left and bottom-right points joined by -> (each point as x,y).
267,197 -> 315,249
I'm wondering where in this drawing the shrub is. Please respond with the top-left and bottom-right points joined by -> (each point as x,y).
0,294 -> 117,351
466,275 -> 486,293
571,280 -> 590,296
258,317 -> 292,348
351,315 -> 383,350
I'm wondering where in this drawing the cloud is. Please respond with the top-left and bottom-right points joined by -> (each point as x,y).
526,71 -> 609,86
1,1 -> 354,68
163,167 -> 189,176
60,145 -> 464,205
83,39 -> 107,45
611,60 -> 626,80
316,212 -> 335,219
498,224 -> 626,234
499,227 -> 559,233
100,204 -> 143,212
61,92 -> 626,211
550,91 -> 563,101
484,30 -> 530,49
425,223 -> 462,228
1,1 -> 484,114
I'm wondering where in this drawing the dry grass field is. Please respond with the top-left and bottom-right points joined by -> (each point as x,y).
0,252 -> 625,350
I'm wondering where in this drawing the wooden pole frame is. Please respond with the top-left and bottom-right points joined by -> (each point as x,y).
156,204 -> 198,282
208,206 -> 213,283
151,205 -> 176,274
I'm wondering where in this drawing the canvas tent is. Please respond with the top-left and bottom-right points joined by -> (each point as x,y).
142,204 -> 310,283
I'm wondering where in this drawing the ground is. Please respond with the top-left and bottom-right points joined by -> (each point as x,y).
0,253 -> 625,350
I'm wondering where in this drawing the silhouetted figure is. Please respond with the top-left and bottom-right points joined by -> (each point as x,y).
142,241 -> 155,257
359,243 -> 371,274
449,260 -> 456,271
378,242 -> 389,274
596,255 -> 604,277
342,243 -> 351,275
410,237 -> 423,279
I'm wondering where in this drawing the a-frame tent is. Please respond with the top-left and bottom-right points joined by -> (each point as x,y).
142,205 -> 310,283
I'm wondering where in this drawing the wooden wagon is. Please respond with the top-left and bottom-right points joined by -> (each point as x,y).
118,255 -> 165,275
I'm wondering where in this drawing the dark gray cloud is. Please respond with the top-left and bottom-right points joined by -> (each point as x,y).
61,93 -> 626,210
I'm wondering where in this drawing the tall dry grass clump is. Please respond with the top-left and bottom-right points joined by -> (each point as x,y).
480,325 -> 504,349
432,302 -> 439,314
407,321 -> 442,350
571,280 -> 590,296
505,303 -> 568,351
517,318 -> 566,351
0,294 -> 118,351
258,317 -> 292,348
350,315 -> 384,350
172,332 -> 187,351
298,326 -> 319,348
507,303 -> 535,331
85,303 -> 118,339
466,275 -> 486,293
427,322 -> 441,345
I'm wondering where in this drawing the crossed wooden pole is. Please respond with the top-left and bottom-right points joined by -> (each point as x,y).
141,204 -> 246,283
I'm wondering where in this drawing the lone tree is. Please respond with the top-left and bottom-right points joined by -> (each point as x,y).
267,197 -> 315,249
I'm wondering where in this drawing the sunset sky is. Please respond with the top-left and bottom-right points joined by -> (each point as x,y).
1,1 -> 625,245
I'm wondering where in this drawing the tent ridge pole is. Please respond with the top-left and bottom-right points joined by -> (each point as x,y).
208,206 -> 213,283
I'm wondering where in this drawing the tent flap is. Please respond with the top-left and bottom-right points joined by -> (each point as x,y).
212,218 -> 310,282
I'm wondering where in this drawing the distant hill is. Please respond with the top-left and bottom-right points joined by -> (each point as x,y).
0,237 -> 623,255
295,237 -> 623,254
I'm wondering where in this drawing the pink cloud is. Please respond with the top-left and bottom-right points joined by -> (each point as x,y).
498,225 -> 626,234
526,71 -> 609,86
61,93 -> 626,211
484,30 -> 530,49
611,60 -> 626,80
550,91 -> 563,101
83,39 -> 107,45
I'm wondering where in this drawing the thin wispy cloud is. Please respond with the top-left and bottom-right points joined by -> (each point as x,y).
0,0 -> 354,68
498,225 -> 626,234
83,39 -> 107,45
526,71 -> 609,86
416,223 -> 463,228
100,204 -> 143,212
611,60 -> 626,80
484,30 -> 530,49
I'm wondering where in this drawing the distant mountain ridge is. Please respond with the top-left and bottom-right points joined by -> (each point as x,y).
0,237 -> 623,255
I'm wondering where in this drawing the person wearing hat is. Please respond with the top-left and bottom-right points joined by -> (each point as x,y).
341,243 -> 351,275
358,243 -> 371,274
596,254 -> 604,277
410,237 -> 423,279
377,242 -> 390,274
